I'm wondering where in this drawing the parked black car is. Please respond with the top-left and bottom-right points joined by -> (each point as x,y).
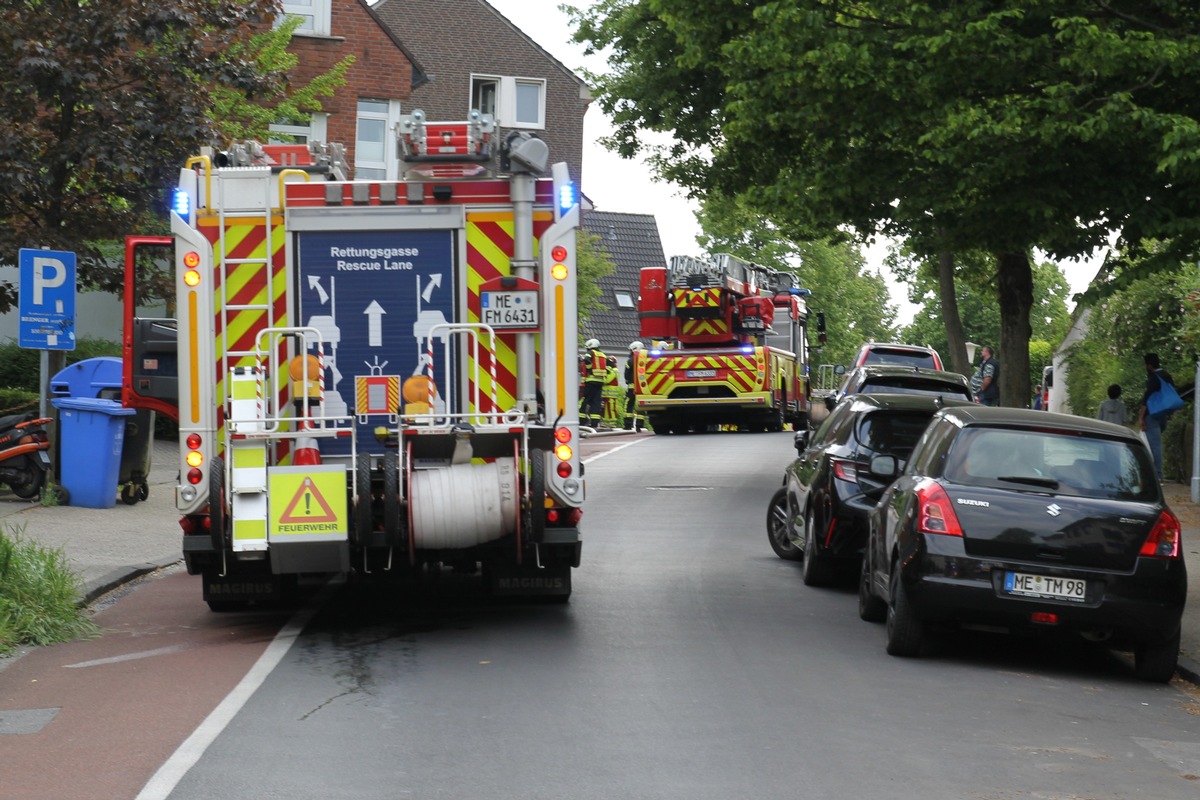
860,406 -> 1187,682
827,364 -> 975,410
767,394 -> 975,586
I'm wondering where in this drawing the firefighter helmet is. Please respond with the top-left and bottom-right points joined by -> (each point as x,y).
584,338 -> 599,349
628,341 -> 644,352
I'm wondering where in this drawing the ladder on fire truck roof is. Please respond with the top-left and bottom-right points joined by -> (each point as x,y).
668,253 -> 799,296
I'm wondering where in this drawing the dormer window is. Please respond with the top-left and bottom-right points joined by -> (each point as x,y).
470,75 -> 546,129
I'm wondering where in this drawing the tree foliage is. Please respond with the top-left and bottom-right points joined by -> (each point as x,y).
570,1 -> 1200,406
0,0 -> 297,311
576,229 -> 617,337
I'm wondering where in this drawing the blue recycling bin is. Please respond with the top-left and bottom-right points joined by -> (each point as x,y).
50,356 -> 122,399
50,397 -> 135,509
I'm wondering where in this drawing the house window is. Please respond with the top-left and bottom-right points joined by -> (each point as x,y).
356,100 -> 401,180
279,0 -> 331,36
269,113 -> 328,146
614,291 -> 635,310
470,75 -> 546,129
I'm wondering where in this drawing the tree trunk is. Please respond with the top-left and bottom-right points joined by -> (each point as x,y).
936,249 -> 970,375
995,251 -> 1033,408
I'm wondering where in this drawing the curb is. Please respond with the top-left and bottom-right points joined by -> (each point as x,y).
1177,655 -> 1200,688
79,558 -> 182,607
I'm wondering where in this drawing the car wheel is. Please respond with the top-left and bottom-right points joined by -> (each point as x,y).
886,565 -> 925,656
801,505 -> 834,587
766,486 -> 802,561
858,553 -> 886,622
1134,628 -> 1180,683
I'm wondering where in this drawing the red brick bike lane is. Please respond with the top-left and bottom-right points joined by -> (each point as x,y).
0,568 -> 304,800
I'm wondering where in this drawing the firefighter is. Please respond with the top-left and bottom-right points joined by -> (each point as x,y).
624,341 -> 644,430
602,355 -> 622,427
580,338 -> 607,427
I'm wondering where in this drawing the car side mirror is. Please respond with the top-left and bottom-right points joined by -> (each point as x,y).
834,364 -> 846,375
793,430 -> 809,453
869,453 -> 898,479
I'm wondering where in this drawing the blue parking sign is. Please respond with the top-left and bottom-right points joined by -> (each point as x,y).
18,248 -> 77,350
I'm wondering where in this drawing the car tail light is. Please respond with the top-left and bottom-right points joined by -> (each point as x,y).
832,458 -> 859,482
1031,612 -> 1058,625
914,479 -> 964,537
1139,508 -> 1181,558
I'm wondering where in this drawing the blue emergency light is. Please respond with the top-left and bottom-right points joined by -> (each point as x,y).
172,187 -> 191,218
557,182 -> 576,216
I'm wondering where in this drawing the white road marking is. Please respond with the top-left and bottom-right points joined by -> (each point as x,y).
135,578 -> 341,800
64,644 -> 193,668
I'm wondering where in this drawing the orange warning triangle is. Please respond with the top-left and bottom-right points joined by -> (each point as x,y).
279,476 -> 339,523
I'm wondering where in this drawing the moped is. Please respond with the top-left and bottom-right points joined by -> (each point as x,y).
0,412 -> 53,499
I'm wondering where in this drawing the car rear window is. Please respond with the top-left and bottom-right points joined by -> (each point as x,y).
944,427 -> 1158,501
863,348 -> 938,369
860,378 -> 971,399
857,412 -> 936,456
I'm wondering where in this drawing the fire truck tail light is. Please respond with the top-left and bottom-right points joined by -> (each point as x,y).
187,467 -> 203,485
554,443 -> 573,461
551,262 -> 569,281
546,508 -> 560,523
184,270 -> 201,287
186,450 -> 204,468
554,426 -> 572,444
183,251 -> 201,268
556,461 -> 573,478
186,433 -> 202,450
551,245 -> 568,262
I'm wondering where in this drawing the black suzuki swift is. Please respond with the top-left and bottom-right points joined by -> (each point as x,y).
860,406 -> 1187,682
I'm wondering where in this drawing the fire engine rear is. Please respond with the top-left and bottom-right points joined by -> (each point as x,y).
123,110 -> 583,608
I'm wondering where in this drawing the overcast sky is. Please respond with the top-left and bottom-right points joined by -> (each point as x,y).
482,0 -> 1102,327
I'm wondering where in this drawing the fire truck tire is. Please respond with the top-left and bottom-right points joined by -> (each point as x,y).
801,504 -> 835,587
354,456 -> 374,544
209,457 -> 226,551
766,486 -> 801,561
384,453 -> 401,546
526,450 -> 546,543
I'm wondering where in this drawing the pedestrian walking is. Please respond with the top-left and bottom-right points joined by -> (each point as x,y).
1096,383 -> 1129,426
977,345 -> 1000,406
1138,353 -> 1178,480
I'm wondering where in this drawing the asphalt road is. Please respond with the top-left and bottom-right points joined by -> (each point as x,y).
147,431 -> 1200,799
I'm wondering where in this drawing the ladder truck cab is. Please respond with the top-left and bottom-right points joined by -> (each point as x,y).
633,253 -> 812,434
123,111 -> 584,608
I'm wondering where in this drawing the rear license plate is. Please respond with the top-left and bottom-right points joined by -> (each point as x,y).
686,369 -> 717,378
1004,571 -> 1086,602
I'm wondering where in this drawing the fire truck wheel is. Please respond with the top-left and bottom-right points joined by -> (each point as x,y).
354,456 -> 375,544
525,450 -> 546,543
209,457 -> 226,550
384,453 -> 401,546
766,486 -> 802,561
801,504 -> 835,587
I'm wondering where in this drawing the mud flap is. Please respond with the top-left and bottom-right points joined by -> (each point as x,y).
487,561 -> 572,599
202,570 -> 281,606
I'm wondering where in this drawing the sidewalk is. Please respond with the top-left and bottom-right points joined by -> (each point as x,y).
0,436 -> 1198,685
0,438 -> 182,604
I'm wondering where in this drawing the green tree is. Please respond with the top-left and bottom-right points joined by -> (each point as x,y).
577,229 -> 617,338
0,0 -> 282,310
695,194 -> 895,369
570,1 -> 1200,408
210,15 -> 354,143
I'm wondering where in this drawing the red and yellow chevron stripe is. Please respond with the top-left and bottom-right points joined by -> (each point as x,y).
637,351 -> 766,397
681,318 -> 730,338
199,214 -> 289,456
674,287 -> 721,310
465,211 -> 553,415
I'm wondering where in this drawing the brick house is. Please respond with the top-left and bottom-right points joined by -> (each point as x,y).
272,0 -> 426,177
371,0 -> 590,186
